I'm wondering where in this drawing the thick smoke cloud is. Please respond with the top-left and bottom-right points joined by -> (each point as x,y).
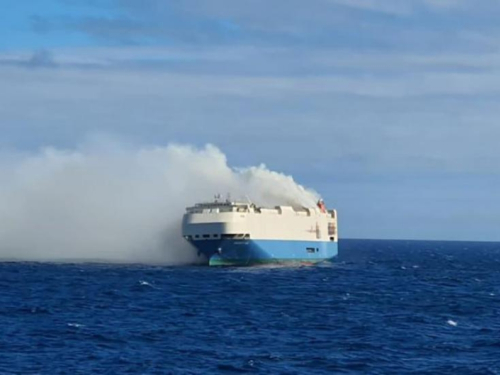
0,143 -> 319,264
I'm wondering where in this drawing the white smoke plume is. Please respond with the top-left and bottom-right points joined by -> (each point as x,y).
0,143 -> 320,264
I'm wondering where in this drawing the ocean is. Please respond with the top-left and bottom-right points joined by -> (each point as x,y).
1,239 -> 499,374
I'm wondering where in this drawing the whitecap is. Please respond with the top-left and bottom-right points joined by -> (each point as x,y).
139,280 -> 159,289
447,319 -> 458,327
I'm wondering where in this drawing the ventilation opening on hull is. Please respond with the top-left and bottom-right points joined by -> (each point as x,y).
221,234 -> 250,239
185,233 -> 250,241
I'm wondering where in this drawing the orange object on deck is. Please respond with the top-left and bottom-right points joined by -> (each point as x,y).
317,199 -> 327,213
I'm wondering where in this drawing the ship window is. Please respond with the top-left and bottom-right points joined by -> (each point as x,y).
328,223 -> 336,235
202,234 -> 210,238
306,247 -> 315,253
213,234 -> 219,238
244,234 -> 250,239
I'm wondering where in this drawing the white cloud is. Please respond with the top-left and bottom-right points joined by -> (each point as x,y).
326,0 -> 414,15
1,43 -> 500,240
33,0 -> 500,50
421,0 -> 466,11
1,45 -> 500,168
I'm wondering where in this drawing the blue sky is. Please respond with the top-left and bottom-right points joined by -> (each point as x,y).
1,0 -> 500,241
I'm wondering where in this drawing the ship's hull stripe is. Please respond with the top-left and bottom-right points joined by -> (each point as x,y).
189,239 -> 338,266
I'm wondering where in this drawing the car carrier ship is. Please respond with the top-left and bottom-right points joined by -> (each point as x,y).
182,197 -> 338,266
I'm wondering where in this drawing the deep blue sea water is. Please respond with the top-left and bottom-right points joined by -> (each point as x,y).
1,239 -> 500,374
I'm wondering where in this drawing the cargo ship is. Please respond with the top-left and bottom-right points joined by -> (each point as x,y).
182,197 -> 338,266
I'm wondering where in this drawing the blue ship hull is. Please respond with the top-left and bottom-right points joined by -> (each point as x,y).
189,239 -> 338,266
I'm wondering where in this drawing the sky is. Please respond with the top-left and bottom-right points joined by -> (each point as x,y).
1,0 -> 500,241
